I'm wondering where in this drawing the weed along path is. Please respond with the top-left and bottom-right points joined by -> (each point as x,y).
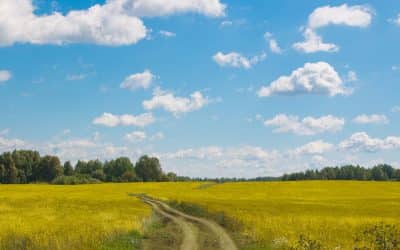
139,196 -> 238,250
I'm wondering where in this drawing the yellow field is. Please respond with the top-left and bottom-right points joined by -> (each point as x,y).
0,181 -> 399,249
0,184 -> 150,250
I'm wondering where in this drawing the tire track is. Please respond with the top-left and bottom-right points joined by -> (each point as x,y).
142,198 -> 198,250
140,196 -> 238,250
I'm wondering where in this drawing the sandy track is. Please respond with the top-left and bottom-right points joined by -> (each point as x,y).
140,196 -> 238,250
142,198 -> 198,250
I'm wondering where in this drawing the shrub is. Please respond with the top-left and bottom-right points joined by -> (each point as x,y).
51,175 -> 101,185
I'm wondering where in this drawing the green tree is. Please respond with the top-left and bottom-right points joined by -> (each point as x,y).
121,170 -> 137,182
135,155 -> 163,182
371,166 -> 388,181
39,156 -> 63,182
104,157 -> 134,181
6,162 -> 18,184
166,172 -> 177,182
0,164 -> 5,183
63,161 -> 74,176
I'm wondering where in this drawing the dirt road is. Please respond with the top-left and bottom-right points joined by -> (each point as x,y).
140,196 -> 238,250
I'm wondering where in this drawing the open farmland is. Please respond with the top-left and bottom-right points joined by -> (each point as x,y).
0,181 -> 399,249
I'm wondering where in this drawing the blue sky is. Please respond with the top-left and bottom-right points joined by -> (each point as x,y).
0,0 -> 400,177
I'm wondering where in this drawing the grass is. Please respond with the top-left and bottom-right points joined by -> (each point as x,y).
0,181 -> 399,249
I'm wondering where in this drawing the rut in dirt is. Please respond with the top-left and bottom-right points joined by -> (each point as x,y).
140,196 -> 238,250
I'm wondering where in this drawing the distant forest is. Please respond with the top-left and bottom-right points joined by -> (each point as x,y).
0,150 -> 399,184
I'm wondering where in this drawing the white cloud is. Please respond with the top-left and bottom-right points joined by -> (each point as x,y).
353,114 -> 389,125
159,30 -> 176,37
120,70 -> 155,90
264,32 -> 282,54
213,51 -> 266,69
292,140 -> 334,155
161,146 -> 223,160
156,145 -> 286,177
293,28 -> 339,53
0,70 -> 12,83
307,4 -> 373,29
264,114 -> 345,136
124,131 -> 146,143
0,0 -> 147,46
257,62 -> 351,97
143,88 -> 210,116
93,112 -> 155,127
0,0 -> 225,46
44,138 -> 133,162
339,132 -> 400,152
121,0 -> 226,17
293,4 -> 373,53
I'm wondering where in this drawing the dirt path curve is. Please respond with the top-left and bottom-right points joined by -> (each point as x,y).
141,196 -> 238,250
142,198 -> 199,250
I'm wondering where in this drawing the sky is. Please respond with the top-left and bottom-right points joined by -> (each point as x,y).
1,0 -> 400,178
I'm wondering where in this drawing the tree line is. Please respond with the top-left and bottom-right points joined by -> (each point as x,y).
1,150 -> 399,184
280,164 -> 400,181
0,150 -> 179,184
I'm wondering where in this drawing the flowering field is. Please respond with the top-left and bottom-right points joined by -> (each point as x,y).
0,181 -> 399,249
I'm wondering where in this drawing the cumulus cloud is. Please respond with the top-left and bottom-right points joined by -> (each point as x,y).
213,51 -> 266,69
264,114 -> 345,136
293,4 -> 373,53
257,62 -> 351,97
0,70 -> 12,83
339,132 -> 400,152
0,0 -> 225,46
120,70 -> 155,90
307,4 -> 373,29
292,140 -> 334,155
293,28 -> 339,53
124,131 -> 146,143
160,145 -> 278,163
0,0 -> 147,46
93,112 -> 155,127
353,114 -> 389,125
44,138 -> 133,162
264,32 -> 282,54
121,0 -> 226,17
143,88 -> 210,116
